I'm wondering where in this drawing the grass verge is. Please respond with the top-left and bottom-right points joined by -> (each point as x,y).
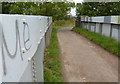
72,27 -> 120,56
44,20 -> 74,82
44,26 -> 63,82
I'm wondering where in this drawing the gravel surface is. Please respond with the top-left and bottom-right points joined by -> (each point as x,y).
57,27 -> 118,82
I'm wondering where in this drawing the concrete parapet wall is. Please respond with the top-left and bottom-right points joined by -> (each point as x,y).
0,14 -> 52,82
76,16 -> 120,41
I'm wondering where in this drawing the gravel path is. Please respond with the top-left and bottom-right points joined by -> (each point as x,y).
57,27 -> 118,82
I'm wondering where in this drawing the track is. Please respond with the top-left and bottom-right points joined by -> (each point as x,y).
57,27 -> 118,82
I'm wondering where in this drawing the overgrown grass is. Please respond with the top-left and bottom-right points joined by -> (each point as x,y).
72,27 -> 120,56
44,20 -> 74,82
53,20 -> 75,27
44,26 -> 63,82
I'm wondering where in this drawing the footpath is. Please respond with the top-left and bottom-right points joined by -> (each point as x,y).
57,27 -> 118,82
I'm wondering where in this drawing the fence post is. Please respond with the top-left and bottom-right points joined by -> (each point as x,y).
118,25 -> 120,42
110,24 -> 112,38
75,17 -> 81,27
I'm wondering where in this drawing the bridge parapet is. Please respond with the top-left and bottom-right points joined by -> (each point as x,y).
76,16 -> 120,41
0,14 -> 52,82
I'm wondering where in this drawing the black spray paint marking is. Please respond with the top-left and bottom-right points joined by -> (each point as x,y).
2,20 -> 31,75
23,22 -> 31,51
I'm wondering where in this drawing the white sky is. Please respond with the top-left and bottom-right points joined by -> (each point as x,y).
70,8 -> 76,16
73,0 -> 83,3
70,0 -> 83,16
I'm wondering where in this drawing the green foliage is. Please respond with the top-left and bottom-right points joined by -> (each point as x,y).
44,26 -> 63,82
2,2 -> 75,21
53,20 -> 74,27
76,2 -> 120,16
0,3 -> 2,14
72,27 -> 120,56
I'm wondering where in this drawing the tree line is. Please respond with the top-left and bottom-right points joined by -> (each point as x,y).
76,2 -> 120,17
2,1 -> 119,21
2,2 -> 75,21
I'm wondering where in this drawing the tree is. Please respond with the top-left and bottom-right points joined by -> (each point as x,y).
2,2 -> 75,21
0,3 -> 2,14
76,2 -> 120,17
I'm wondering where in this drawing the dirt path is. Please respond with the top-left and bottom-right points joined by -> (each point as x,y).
57,27 -> 118,82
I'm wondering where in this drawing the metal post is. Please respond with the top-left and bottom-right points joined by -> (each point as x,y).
110,24 -> 112,38
75,16 -> 81,27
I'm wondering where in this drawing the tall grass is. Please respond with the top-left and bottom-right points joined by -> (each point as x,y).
72,27 -> 120,56
44,26 -> 63,82
53,20 -> 75,27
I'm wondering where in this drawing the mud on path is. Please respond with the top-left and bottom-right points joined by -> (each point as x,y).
57,27 -> 118,82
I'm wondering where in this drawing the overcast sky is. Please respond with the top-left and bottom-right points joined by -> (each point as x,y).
70,0 -> 83,16
70,8 -> 76,16
73,0 -> 83,3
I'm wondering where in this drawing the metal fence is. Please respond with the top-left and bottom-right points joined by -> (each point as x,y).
76,16 -> 120,41
0,14 -> 52,82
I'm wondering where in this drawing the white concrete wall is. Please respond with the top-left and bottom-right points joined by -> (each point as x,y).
88,23 -> 91,30
91,16 -> 104,23
84,23 -> 87,29
81,22 -> 119,41
79,16 -> 120,41
81,16 -> 120,24
111,16 -> 120,24
95,23 -> 100,33
0,14 -> 52,82
90,23 -> 95,32
111,25 -> 119,41
0,15 -> 3,84
102,24 -> 111,37
86,23 -> 89,30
